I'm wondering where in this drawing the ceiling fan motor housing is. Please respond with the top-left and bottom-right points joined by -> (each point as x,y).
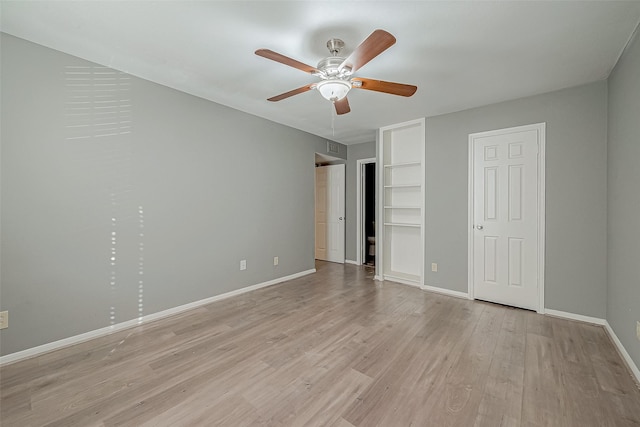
317,57 -> 352,78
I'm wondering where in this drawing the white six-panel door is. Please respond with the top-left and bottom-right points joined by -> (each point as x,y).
470,124 -> 545,311
315,164 -> 345,263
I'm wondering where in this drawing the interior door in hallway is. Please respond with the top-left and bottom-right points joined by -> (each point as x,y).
315,164 -> 345,263
470,124 -> 544,311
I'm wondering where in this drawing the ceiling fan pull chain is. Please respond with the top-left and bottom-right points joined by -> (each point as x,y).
331,102 -> 336,137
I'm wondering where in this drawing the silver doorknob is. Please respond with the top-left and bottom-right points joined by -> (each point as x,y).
339,217 -> 343,220
476,225 -> 483,230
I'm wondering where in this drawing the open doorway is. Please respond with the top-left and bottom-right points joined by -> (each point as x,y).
356,158 -> 376,266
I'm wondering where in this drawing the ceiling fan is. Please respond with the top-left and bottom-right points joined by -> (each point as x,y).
255,29 -> 417,115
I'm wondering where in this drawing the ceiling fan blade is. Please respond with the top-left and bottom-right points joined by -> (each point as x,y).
334,97 -> 351,115
339,29 -> 396,73
267,83 -> 315,102
255,49 -> 320,74
352,78 -> 417,97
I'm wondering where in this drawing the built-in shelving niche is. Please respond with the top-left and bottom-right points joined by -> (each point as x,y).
377,118 -> 425,286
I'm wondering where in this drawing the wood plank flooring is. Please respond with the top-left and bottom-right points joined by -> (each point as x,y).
1,261 -> 639,426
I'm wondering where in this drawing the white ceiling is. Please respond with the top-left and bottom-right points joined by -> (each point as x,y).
2,1 -> 640,145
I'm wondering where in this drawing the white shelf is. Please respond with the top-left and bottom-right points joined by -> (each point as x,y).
384,184 -> 421,188
384,222 -> 421,228
379,118 -> 425,287
383,161 -> 421,168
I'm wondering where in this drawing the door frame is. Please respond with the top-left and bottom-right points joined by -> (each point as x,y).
356,157 -> 376,265
467,122 -> 546,313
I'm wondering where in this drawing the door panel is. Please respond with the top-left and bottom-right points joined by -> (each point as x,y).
315,167 -> 328,260
315,164 -> 345,263
472,127 -> 540,310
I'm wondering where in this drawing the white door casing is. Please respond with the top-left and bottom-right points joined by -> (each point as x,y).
315,164 -> 345,263
468,123 -> 545,312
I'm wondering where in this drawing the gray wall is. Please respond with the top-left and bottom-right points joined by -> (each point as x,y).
607,29 -> 640,368
3,31 -> 635,365
0,34 -> 345,356
424,81 -> 608,318
345,142 -> 376,262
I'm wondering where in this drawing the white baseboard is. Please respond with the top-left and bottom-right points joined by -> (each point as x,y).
382,275 -> 422,288
604,322 -> 640,386
544,309 -> 639,386
345,259 -> 359,265
373,275 -> 383,281
0,268 -> 316,366
544,309 -> 607,326
422,284 -> 470,300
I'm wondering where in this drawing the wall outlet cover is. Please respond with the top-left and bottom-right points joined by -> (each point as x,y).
431,263 -> 438,272
240,260 -> 247,271
274,256 -> 279,266
637,321 -> 640,341
0,311 -> 8,329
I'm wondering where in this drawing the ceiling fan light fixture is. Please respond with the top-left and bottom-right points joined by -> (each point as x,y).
316,79 -> 351,102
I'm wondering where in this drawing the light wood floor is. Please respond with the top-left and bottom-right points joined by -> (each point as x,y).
2,261 -> 639,426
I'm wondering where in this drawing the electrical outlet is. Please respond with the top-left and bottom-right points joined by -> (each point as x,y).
240,260 -> 247,271
273,256 -> 279,266
431,263 -> 438,272
0,311 -> 8,329
636,321 -> 640,341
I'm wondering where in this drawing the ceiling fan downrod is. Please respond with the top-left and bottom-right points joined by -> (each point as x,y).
326,38 -> 344,56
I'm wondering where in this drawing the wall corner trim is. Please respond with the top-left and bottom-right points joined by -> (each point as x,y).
422,284 -> 471,300
604,322 -> 640,386
0,268 -> 316,366
345,259 -> 359,265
